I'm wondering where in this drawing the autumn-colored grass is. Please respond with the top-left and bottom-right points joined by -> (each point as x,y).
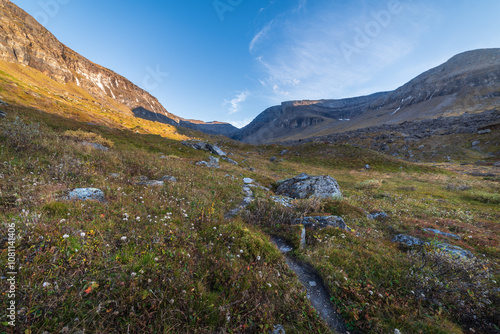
0,104 -> 499,334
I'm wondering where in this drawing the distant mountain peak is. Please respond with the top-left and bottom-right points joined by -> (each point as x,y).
233,48 -> 500,144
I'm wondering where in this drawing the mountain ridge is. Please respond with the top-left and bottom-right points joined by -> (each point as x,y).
233,48 -> 500,144
0,0 -> 236,135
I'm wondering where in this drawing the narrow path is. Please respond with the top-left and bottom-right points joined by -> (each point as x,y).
225,183 -> 347,333
271,237 -> 347,334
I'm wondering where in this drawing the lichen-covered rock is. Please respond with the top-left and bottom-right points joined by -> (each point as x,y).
392,234 -> 425,247
293,216 -> 351,231
66,188 -> 105,202
276,173 -> 342,199
434,242 -> 473,258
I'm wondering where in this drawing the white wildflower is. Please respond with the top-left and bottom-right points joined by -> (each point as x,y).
63,234 -> 69,239
121,236 -> 127,241
80,232 -> 86,237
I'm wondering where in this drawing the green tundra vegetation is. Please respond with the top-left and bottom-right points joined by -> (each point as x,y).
0,104 -> 499,333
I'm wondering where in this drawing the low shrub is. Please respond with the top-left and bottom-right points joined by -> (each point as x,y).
0,116 -> 42,152
355,179 -> 382,190
406,249 -> 499,332
62,129 -> 114,148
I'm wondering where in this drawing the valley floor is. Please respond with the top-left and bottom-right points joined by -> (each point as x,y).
1,105 -> 499,333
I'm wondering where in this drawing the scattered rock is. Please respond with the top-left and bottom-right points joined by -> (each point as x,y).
137,180 -> 164,187
276,173 -> 342,199
365,164 -> 371,169
280,150 -> 289,155
392,235 -> 473,258
392,234 -> 425,247
222,156 -> 238,165
471,140 -> 481,147
66,188 -> 105,202
493,161 -> 500,167
293,216 -> 351,231
0,110 -> 6,118
82,141 -> 109,151
248,167 -> 256,172
477,129 -> 491,135
271,237 -> 293,253
109,173 -> 120,178
368,211 -> 389,221
161,175 -> 177,182
423,228 -> 460,240
243,178 -> 253,184
270,156 -> 278,162
270,324 -> 285,334
0,99 -> 8,106
196,156 -> 220,168
394,329 -> 402,334
309,281 -> 317,287
182,140 -> 226,156
138,176 -> 149,181
225,184 -> 254,218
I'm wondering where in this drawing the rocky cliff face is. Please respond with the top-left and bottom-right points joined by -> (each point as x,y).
0,0 -> 180,121
234,49 -> 500,144
0,0 -> 237,135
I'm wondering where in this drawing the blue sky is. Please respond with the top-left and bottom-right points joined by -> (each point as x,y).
10,0 -> 500,128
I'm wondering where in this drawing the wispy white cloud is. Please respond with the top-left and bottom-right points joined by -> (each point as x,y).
250,1 -> 438,102
249,21 -> 274,53
224,90 -> 250,114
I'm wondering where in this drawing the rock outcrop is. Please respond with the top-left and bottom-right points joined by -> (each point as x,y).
293,216 -> 351,231
276,173 -> 342,199
182,141 -> 226,156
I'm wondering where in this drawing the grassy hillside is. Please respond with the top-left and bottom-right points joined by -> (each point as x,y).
1,105 -> 499,333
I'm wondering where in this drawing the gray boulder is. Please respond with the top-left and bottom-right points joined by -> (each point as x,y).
66,188 -> 105,202
206,143 -> 226,156
0,110 -> 6,118
196,156 -> 220,168
182,141 -> 226,156
392,234 -> 425,247
276,173 -> 342,199
293,216 -> 351,231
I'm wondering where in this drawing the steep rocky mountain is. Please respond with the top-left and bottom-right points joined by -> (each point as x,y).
0,0 -> 235,136
234,49 -> 500,144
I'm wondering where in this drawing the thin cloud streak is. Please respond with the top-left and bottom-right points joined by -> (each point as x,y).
250,1 -> 438,102
224,90 -> 250,114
